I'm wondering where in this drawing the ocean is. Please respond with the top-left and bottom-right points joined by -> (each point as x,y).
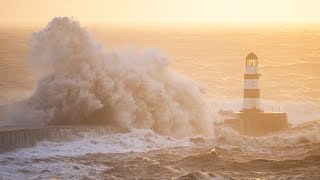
0,18 -> 320,179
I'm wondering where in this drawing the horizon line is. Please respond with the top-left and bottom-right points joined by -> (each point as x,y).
1,18 -> 320,28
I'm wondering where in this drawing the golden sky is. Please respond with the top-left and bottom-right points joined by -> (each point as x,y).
0,0 -> 319,24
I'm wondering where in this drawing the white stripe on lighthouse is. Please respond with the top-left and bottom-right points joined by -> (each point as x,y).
245,66 -> 258,74
244,79 -> 260,89
243,98 -> 260,109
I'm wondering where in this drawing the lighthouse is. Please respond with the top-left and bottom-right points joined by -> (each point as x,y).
224,52 -> 289,136
243,52 -> 261,111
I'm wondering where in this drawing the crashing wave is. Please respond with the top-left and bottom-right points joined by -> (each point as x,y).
11,17 -> 216,137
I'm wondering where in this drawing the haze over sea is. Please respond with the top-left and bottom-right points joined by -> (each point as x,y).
1,22 -> 320,122
0,20 -> 320,179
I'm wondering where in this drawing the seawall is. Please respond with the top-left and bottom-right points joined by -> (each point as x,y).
0,126 -> 78,153
0,126 -> 128,153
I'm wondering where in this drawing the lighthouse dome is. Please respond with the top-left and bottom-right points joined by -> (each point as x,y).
246,52 -> 258,59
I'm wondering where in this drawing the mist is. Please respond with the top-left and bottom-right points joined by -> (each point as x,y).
9,17 -> 217,137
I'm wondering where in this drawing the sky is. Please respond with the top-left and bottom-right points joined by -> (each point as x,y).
0,0 -> 320,24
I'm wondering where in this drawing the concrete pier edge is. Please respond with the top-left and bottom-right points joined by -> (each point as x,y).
0,125 -> 128,153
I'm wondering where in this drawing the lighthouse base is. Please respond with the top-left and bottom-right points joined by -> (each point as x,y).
225,110 -> 289,136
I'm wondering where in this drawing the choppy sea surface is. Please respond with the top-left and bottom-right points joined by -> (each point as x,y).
0,20 -> 320,179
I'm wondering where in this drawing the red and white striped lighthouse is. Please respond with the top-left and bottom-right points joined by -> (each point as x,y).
224,52 -> 289,136
243,52 -> 261,111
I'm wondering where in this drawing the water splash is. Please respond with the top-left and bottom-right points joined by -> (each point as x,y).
11,17 -> 215,137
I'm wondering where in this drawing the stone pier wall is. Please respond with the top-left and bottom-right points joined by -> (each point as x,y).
0,126 -> 93,153
0,124 -> 128,153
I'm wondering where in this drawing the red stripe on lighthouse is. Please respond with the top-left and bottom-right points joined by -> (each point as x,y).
243,89 -> 260,98
244,74 -> 261,79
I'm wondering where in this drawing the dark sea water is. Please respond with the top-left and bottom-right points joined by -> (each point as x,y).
0,21 -> 320,179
